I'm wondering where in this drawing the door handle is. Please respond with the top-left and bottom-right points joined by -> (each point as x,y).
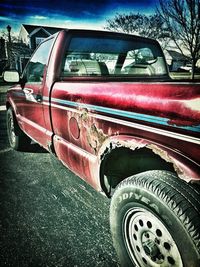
36,94 -> 42,102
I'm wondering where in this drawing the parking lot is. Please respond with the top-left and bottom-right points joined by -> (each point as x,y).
0,90 -> 119,267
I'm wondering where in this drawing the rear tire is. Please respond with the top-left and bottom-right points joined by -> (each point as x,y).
110,170 -> 200,267
7,107 -> 31,151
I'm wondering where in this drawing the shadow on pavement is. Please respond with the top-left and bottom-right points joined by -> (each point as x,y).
0,98 -> 119,267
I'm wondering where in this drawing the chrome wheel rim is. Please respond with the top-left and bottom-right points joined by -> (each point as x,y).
123,208 -> 183,267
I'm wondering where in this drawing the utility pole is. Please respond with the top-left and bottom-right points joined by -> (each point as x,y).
6,25 -> 12,69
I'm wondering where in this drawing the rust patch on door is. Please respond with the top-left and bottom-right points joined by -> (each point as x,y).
87,123 -> 107,153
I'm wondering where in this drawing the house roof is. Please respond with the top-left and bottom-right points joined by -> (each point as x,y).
22,24 -> 66,35
166,50 -> 190,61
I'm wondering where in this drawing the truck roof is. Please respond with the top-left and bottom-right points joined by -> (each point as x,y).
60,28 -> 159,44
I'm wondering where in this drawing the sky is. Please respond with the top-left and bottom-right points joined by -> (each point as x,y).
0,0 -> 159,35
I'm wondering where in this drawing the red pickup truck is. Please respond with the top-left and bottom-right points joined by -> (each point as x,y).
4,29 -> 200,267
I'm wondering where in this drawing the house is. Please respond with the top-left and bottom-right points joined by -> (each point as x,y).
19,24 -> 65,50
1,24 -> 66,74
2,24 -> 66,73
164,49 -> 190,71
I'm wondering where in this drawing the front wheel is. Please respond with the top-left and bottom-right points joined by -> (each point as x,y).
7,107 -> 31,151
110,170 -> 200,267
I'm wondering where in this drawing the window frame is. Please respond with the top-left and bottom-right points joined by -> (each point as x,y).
60,32 -> 169,81
22,36 -> 55,85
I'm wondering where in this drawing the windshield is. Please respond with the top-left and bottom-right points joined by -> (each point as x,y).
62,35 -> 168,78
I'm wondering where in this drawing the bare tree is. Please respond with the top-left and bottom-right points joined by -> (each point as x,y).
158,0 -> 200,79
0,29 -> 20,44
105,13 -> 170,49
0,29 -> 32,71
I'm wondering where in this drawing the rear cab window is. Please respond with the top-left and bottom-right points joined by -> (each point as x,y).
61,33 -> 168,79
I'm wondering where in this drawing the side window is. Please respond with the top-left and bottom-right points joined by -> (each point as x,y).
24,38 -> 54,84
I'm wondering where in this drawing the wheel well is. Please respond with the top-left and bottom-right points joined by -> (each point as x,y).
100,146 -> 175,197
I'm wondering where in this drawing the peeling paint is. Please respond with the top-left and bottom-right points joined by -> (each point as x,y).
147,144 -> 185,178
87,124 -> 108,154
99,138 -> 146,161
69,108 -> 108,154
99,138 -> 193,182
80,108 -> 89,123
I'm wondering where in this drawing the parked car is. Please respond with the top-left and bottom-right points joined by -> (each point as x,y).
178,64 -> 200,73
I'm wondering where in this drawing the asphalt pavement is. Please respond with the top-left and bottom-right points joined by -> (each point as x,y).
0,89 -> 119,267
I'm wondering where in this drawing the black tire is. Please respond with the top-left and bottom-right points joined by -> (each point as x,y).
110,170 -> 200,267
6,107 -> 31,151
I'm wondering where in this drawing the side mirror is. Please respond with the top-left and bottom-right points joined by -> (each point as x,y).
3,70 -> 20,83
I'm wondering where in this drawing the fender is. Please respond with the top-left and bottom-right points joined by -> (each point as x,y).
98,134 -> 200,185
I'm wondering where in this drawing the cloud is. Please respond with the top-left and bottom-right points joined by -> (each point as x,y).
0,16 -> 13,22
82,10 -> 96,17
0,0 -> 158,35
29,15 -> 47,20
